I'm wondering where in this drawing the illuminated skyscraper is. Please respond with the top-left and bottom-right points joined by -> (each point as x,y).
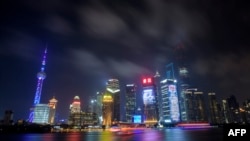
68,96 -> 82,127
160,79 -> 180,124
96,92 -> 103,124
106,79 -> 121,122
226,95 -> 241,123
86,94 -> 103,125
142,77 -> 159,126
193,91 -> 207,121
125,84 -> 137,122
184,89 -> 207,122
154,71 -> 162,122
166,63 -> 175,79
177,65 -> 190,122
207,92 -> 220,124
173,43 -> 191,122
88,97 -> 97,113
242,100 -> 250,124
29,48 -> 47,122
70,96 -> 81,113
48,96 -> 58,124
102,92 -> 113,127
222,99 -> 230,123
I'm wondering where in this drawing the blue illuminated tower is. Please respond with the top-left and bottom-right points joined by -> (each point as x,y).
29,48 -> 47,122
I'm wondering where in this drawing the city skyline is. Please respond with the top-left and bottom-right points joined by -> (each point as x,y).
1,0 -> 250,120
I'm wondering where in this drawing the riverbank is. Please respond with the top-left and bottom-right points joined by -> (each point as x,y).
0,124 -> 52,133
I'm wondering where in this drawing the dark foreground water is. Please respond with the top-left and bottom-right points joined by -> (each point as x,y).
0,127 -> 223,141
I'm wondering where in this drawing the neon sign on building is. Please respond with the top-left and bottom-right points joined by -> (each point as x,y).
142,78 -> 153,85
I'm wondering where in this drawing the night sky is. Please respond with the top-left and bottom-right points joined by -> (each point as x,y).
0,0 -> 250,121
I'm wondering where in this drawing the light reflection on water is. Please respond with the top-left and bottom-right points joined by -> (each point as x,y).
0,128 -> 223,141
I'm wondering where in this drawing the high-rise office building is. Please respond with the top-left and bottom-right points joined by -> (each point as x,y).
193,91 -> 207,121
70,96 -> 81,113
160,79 -> 180,124
166,63 -> 175,79
106,79 -> 121,122
87,92 -> 103,124
208,92 -> 220,124
242,99 -> 250,124
48,96 -> 58,124
88,97 -> 97,113
96,92 -> 103,124
226,95 -> 241,123
29,48 -> 47,122
222,99 -> 231,123
178,66 -> 190,122
154,71 -> 162,122
125,84 -> 137,122
173,43 -> 192,122
184,90 -> 194,122
142,77 -> 159,126
184,89 -> 207,122
102,92 -> 113,127
68,96 -> 82,127
216,103 -> 224,124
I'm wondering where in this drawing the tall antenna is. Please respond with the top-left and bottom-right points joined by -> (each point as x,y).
28,46 -> 48,122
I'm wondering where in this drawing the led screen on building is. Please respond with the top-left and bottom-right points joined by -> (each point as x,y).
143,89 -> 155,105
133,115 -> 142,123
168,84 -> 180,122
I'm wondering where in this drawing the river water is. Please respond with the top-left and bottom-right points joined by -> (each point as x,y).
0,127 -> 224,141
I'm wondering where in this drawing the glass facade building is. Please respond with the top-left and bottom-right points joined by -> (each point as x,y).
160,79 -> 180,124
142,77 -> 159,126
125,84 -> 137,122
106,79 -> 121,122
102,93 -> 113,127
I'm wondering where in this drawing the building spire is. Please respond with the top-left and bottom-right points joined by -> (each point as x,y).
41,44 -> 47,72
154,70 -> 160,78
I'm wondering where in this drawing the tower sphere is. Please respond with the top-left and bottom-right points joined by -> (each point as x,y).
74,96 -> 80,100
37,72 -> 46,79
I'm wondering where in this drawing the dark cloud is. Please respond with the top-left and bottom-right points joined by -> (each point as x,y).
43,15 -> 75,36
193,52 -> 250,103
70,48 -> 151,79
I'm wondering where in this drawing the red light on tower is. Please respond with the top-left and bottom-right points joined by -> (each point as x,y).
142,77 -> 153,86
147,78 -> 152,83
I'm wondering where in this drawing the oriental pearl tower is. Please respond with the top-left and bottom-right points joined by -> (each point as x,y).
28,47 -> 47,122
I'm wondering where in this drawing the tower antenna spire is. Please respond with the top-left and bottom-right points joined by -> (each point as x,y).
41,45 -> 47,72
28,45 -> 48,122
